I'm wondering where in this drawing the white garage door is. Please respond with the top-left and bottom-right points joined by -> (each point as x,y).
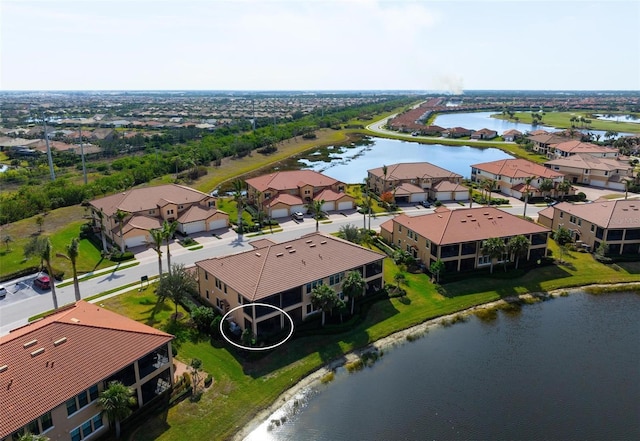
409,194 -> 424,203
271,208 -> 288,218
321,202 -> 334,212
125,235 -> 147,248
183,221 -> 206,235
208,219 -> 227,230
338,201 -> 353,210
291,204 -> 306,214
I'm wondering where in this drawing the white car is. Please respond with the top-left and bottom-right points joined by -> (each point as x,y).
292,212 -> 304,221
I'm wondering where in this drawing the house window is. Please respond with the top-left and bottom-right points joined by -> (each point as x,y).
167,209 -> 174,215
92,415 -> 103,430
478,255 -> 491,266
204,273 -> 208,280
398,225 -> 402,232
70,414 -> 103,441
81,421 -> 92,438
215,278 -> 222,290
66,397 -> 78,416
41,412 -> 53,431
553,166 -> 560,171
577,219 -> 582,226
148,210 -> 155,215
304,190 -> 310,194
570,215 -> 577,224
265,192 -> 271,199
329,272 -> 345,285
238,294 -> 243,304
305,279 -> 323,294
215,298 -> 220,308
224,283 -> 227,294
560,212 -> 564,219
584,169 -> 589,174
208,200 -> 215,207
88,385 -> 99,401
206,289 -> 209,299
306,304 -> 318,315
591,224 -> 595,232
70,428 -> 81,441
178,205 -> 184,209
426,240 -> 430,248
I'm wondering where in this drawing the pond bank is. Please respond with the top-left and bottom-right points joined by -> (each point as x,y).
233,281 -> 640,441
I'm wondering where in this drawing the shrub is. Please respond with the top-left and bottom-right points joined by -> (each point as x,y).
191,306 -> 217,333
320,371 -> 335,384
204,374 -> 213,387
110,251 -> 134,262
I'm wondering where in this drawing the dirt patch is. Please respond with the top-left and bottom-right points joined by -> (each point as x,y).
0,205 -> 86,238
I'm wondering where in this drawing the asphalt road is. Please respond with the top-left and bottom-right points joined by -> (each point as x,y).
0,201 -> 542,336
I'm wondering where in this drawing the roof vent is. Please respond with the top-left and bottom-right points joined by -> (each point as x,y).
310,244 -> 316,247
483,212 -> 489,215
461,220 -> 467,223
470,218 -> 477,222
31,348 -> 45,357
53,337 -> 67,347
467,214 -> 472,217
255,252 -> 261,257
288,249 -> 296,254
70,318 -> 80,323
497,216 -> 503,218
320,241 -> 327,244
276,252 -> 284,257
0,365 -> 7,373
487,217 -> 493,220
23,339 -> 37,349
285,245 -> 292,249
305,240 -> 312,243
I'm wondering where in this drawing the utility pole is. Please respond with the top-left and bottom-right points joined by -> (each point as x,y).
79,123 -> 87,184
42,113 -> 56,181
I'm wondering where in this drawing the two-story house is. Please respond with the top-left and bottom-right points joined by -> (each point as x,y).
547,140 -> 619,160
544,154 -> 634,190
471,158 -> 570,199
537,200 -> 640,255
0,301 -> 174,441
90,184 -> 229,249
380,207 -> 550,273
367,162 -> 465,203
195,233 -> 385,338
245,170 -> 354,219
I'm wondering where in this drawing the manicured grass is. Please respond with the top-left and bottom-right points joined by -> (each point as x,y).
494,111 -> 640,135
96,239 -> 640,441
0,206 -> 116,278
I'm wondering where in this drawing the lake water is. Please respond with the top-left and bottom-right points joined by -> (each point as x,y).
282,137 -> 513,184
432,111 -> 636,138
246,291 -> 640,441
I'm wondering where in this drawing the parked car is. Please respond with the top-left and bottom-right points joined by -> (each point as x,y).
421,200 -> 432,208
34,275 -> 51,290
0,285 -> 7,299
292,212 -> 304,221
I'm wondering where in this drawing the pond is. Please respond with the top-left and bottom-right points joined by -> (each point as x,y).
246,291 -> 640,441
271,137 -> 513,184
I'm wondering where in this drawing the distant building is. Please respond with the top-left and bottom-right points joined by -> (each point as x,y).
544,154 -> 634,190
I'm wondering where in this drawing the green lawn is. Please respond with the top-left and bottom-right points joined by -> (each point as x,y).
96,238 -> 640,441
493,111 -> 640,135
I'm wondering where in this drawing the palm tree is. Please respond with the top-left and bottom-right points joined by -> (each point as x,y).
25,236 -> 59,309
557,180 -> 571,201
507,235 -> 531,269
3,234 -> 12,251
522,176 -> 534,218
382,164 -> 388,193
484,179 -> 495,206
148,228 -> 164,277
468,186 -> 473,208
481,237 -> 506,274
310,284 -> 339,327
309,199 -> 325,233
232,179 -> 245,237
156,263 -> 198,322
95,210 -> 108,252
342,270 -> 365,315
97,381 -> 136,439
56,238 -> 81,301
430,259 -> 445,283
162,220 -> 178,275
114,209 -> 128,253
539,178 -> 554,199
393,272 -> 406,293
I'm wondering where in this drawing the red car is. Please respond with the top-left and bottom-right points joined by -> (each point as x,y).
34,275 -> 51,290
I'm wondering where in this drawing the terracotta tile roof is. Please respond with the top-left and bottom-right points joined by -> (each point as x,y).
90,184 -> 210,217
472,158 -> 564,179
553,140 -> 617,155
246,170 -> 340,192
433,180 -> 468,192
502,129 -> 522,136
393,182 -> 424,196
545,154 -> 631,172
0,301 -> 172,438
392,207 -> 549,245
123,214 -> 162,233
314,188 -> 354,202
368,162 -> 461,181
264,193 -> 304,208
380,218 -> 394,233
178,205 -> 226,223
249,238 -> 276,249
527,133 -> 567,144
195,233 -> 385,301
550,200 -> 640,228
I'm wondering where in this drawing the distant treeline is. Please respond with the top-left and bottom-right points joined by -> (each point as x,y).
0,96 -> 416,224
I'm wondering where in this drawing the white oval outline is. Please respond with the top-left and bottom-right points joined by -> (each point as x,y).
220,303 -> 294,351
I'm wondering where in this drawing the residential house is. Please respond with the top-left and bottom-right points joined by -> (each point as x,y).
245,170 -> 354,219
367,162 -> 464,203
527,132 -> 572,155
470,128 -> 498,140
380,206 -> 550,273
195,233 -> 385,337
471,158 -> 570,199
548,140 -> 619,160
90,184 -> 229,249
544,154 -> 634,190
442,127 -> 473,138
502,129 -> 522,142
538,200 -> 640,255
0,301 -> 174,441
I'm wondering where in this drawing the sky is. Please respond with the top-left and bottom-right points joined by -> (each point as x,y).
1,0 -> 639,92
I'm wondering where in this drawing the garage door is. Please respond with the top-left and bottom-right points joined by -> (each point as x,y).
271,208 -> 288,218
125,235 -> 147,248
321,202 -> 334,212
409,194 -> 424,203
291,204 -> 306,214
338,201 -> 353,210
208,219 -> 227,230
183,221 -> 206,235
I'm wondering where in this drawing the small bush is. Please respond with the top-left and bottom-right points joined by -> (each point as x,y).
320,371 -> 335,384
204,374 -> 213,387
345,358 -> 364,372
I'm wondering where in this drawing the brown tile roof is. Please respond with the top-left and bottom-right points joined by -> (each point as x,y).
0,301 -> 172,438
545,154 -> 630,173
90,184 -> 210,217
393,182 -> 424,196
392,207 -> 549,245
368,162 -> 461,181
264,193 -> 304,208
502,129 -> 522,136
249,238 -> 276,249
122,214 -> 162,233
246,170 -> 340,192
472,158 -> 564,179
550,200 -> 640,228
553,140 -> 617,155
314,188 -> 354,202
178,205 -> 226,223
195,233 -> 384,301
433,180 -> 468,192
